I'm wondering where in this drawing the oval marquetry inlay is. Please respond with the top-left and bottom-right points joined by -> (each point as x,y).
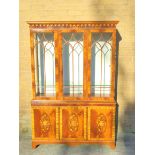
40,113 -> 51,134
68,113 -> 79,133
96,114 -> 107,135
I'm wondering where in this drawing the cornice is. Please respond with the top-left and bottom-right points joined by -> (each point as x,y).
27,21 -> 119,29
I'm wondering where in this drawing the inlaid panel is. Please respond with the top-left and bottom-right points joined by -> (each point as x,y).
32,107 -> 58,140
60,107 -> 86,140
88,106 -> 115,141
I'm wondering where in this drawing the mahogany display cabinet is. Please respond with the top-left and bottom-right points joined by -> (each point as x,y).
27,21 -> 119,149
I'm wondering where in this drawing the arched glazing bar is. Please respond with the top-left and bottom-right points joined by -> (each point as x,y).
34,32 -> 56,96
62,33 -> 83,96
91,32 -> 112,97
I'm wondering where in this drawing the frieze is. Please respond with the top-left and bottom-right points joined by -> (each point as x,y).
28,21 -> 119,30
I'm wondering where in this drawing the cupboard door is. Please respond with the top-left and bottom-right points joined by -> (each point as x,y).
32,107 -> 58,140
88,106 -> 115,141
60,107 -> 86,140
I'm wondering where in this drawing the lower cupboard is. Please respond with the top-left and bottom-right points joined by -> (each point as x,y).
32,104 -> 116,149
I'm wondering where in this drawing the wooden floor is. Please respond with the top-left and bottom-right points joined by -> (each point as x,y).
19,132 -> 135,155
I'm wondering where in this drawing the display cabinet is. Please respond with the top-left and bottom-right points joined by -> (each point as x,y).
27,21 -> 119,149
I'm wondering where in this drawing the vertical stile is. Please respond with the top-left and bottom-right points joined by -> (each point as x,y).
60,108 -> 62,139
56,107 -> 59,140
87,107 -> 90,140
30,31 -> 36,98
87,31 -> 91,98
54,31 -> 59,99
31,107 -> 34,139
72,39 -> 74,96
83,31 -> 88,98
84,107 -> 87,140
43,38 -> 46,96
58,31 -> 63,99
86,107 -> 88,140
100,38 -> 103,97
35,35 -> 39,95
110,29 -> 116,98
112,106 -> 116,140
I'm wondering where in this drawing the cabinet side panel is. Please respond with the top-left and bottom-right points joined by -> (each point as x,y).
111,29 -> 116,98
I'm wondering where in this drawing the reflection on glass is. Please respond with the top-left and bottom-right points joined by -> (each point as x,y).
62,33 -> 83,96
91,33 -> 112,97
34,33 -> 55,96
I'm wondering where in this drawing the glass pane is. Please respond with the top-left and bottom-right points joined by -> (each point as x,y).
91,33 -> 112,97
62,33 -> 83,96
34,32 -> 56,96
